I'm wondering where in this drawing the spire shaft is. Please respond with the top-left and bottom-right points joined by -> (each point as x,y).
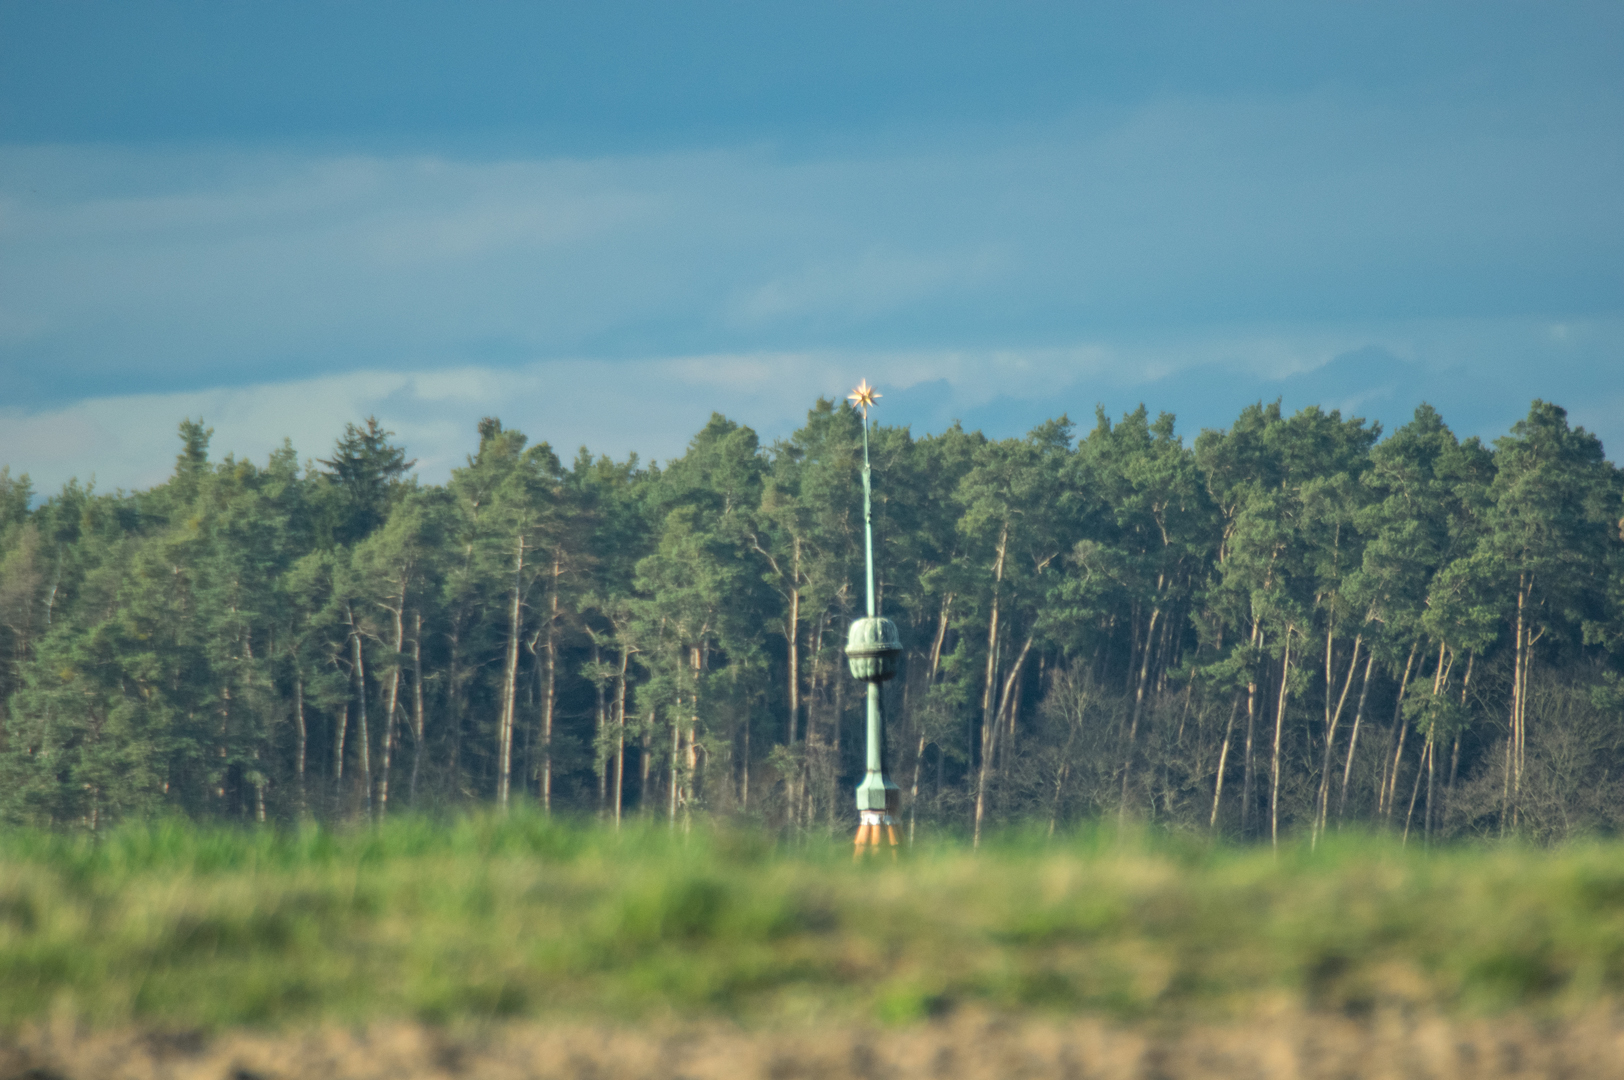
862,417 -> 876,618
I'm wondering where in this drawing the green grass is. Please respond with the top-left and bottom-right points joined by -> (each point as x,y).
3,813 -> 1624,1029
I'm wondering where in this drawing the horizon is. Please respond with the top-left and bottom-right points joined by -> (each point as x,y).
0,388 -> 1605,502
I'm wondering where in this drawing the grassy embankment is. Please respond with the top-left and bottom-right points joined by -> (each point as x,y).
3,814 -> 1623,1030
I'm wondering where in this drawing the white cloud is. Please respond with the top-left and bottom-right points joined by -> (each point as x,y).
0,353 -> 934,494
6,311 -> 1621,499
0,343 -> 1189,494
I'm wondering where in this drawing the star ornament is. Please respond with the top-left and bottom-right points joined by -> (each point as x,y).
847,379 -> 881,417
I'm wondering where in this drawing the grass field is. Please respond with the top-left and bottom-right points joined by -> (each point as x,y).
4,813 -> 1624,1036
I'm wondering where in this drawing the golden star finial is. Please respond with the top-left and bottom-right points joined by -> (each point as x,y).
847,379 -> 880,417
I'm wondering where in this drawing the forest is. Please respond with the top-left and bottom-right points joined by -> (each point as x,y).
0,396 -> 1620,846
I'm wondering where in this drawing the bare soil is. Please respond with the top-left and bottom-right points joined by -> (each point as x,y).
5,1009 -> 1624,1080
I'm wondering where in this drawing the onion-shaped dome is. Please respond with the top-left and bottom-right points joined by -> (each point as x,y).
846,616 -> 901,682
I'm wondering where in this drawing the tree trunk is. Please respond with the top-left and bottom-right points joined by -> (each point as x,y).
1402,737 -> 1432,846
787,539 -> 801,745
1505,584 -> 1540,833
928,593 -> 954,680
974,630 -> 1033,847
1442,652 -> 1473,827
974,628 -> 1003,842
409,610 -> 425,806
1120,605 -> 1162,824
684,645 -> 703,829
668,705 -> 681,827
594,640 -> 607,814
378,581 -> 405,818
1154,596 -> 1175,695
830,659 -> 845,825
973,529 -> 1009,850
542,553 -> 561,814
685,710 -> 699,832
1380,641 -> 1420,819
447,620 -> 464,800
1313,633 -> 1362,845
909,728 -> 926,844
1001,663 -> 1022,776
254,757 -> 267,823
1210,693 -> 1240,830
910,592 -> 954,843
1424,729 -> 1438,841
348,608 -> 373,821
333,700 -> 349,805
978,527 -> 1008,782
1422,641 -> 1453,843
1337,648 -> 1376,823
1270,625 -> 1292,850
1175,673 -> 1193,745
1505,575 -> 1525,829
1240,620 -> 1262,836
613,643 -> 629,828
640,706 -> 654,818
293,669 -> 307,817
497,536 -> 525,810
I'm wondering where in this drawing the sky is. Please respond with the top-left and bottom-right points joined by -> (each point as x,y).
1,1 -> 1621,493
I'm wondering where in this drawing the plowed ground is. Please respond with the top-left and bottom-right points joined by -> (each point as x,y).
6,1009 -> 1624,1080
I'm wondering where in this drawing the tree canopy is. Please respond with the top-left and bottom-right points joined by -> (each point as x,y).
1,400 -> 1620,843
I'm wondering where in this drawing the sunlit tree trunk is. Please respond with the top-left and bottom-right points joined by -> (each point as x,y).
1337,649 -> 1376,823
332,698 -> 348,814
347,606 -> 372,821
908,593 -> 954,842
1120,603 -> 1161,822
668,700 -> 681,827
787,538 -> 801,746
1313,633 -> 1361,845
1402,738 -> 1432,846
973,527 -> 1008,848
541,552 -> 561,814
377,579 -> 406,817
409,610 -> 425,806
497,536 -> 525,811
593,640 -> 607,813
613,642 -> 629,828
1270,624 -> 1293,849
1379,642 -> 1419,820
1210,693 -> 1240,830
975,630 -> 1033,846
1240,620 -> 1262,836
1442,652 -> 1473,826
639,706 -> 654,819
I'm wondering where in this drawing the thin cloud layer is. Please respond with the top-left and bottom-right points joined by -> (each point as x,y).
5,321 -> 1620,497
3,91 -> 1619,392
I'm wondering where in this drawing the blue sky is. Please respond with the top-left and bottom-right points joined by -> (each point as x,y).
2,1 -> 1621,490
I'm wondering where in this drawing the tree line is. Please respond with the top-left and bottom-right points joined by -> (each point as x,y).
1,397 -> 1621,843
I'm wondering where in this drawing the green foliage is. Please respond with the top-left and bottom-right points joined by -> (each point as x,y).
0,398 -> 1621,846
4,815 -> 1624,1028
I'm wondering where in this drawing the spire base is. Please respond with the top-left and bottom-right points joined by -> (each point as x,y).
854,809 -> 900,859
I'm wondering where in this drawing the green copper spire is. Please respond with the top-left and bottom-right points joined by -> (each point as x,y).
844,380 -> 901,853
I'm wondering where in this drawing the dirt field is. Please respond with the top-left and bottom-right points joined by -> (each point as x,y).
6,1009 -> 1624,1080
